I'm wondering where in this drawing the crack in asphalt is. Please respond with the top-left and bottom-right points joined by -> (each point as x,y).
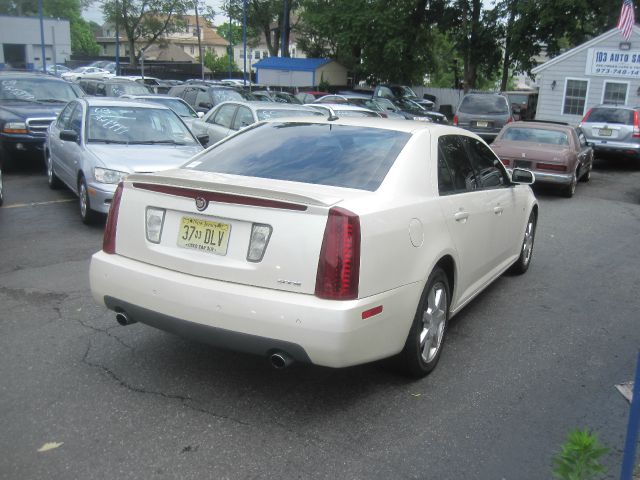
75,316 -> 134,350
81,341 -> 250,427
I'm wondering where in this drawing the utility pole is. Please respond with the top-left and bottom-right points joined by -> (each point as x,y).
281,0 -> 288,57
115,0 -> 120,75
242,0 -> 247,85
38,0 -> 46,72
194,0 -> 204,80
51,26 -> 57,74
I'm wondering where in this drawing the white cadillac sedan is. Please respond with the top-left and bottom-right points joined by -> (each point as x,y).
90,117 -> 538,377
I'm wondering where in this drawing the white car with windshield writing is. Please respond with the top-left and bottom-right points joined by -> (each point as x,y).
90,117 -> 537,376
46,98 -> 206,224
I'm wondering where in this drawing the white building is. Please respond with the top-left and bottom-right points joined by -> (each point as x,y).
0,15 -> 71,70
532,26 -> 640,124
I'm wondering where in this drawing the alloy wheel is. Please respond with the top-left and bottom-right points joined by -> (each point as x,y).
419,282 -> 448,363
522,217 -> 535,267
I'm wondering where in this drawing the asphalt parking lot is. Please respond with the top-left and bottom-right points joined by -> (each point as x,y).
1,157 -> 639,479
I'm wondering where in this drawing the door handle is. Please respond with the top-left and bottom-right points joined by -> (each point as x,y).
493,206 -> 504,215
454,211 -> 469,222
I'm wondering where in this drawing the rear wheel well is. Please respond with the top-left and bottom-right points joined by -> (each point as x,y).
434,255 -> 455,300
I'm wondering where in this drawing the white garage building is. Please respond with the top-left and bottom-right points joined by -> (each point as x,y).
0,15 -> 71,71
532,26 -> 640,124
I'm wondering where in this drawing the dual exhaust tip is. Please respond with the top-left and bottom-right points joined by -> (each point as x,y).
115,312 -> 293,369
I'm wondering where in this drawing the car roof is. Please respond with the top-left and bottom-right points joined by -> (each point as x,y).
308,103 -> 376,112
0,71 -> 65,81
122,95 -> 183,100
216,101 -> 319,111
79,97 -> 171,109
588,104 -> 640,110
505,121 -> 573,131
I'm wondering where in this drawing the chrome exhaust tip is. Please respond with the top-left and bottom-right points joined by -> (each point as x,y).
270,352 -> 293,369
115,311 -> 136,326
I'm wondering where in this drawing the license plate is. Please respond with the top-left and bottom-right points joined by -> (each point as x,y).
599,128 -> 612,136
177,216 -> 230,255
476,121 -> 488,128
514,160 -> 531,169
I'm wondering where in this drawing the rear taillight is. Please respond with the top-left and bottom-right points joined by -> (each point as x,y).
579,108 -> 593,128
506,116 -> 513,124
501,158 -> 511,166
536,162 -> 567,172
103,182 -> 124,254
315,207 -> 360,300
633,111 -> 640,138
453,114 -> 458,126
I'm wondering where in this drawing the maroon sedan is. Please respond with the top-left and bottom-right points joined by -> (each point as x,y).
491,121 -> 593,197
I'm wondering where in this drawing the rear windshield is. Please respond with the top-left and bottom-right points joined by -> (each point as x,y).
585,108 -> 634,125
459,95 -> 510,114
507,94 -> 530,105
502,127 -> 569,145
188,122 -> 410,191
211,89 -> 243,103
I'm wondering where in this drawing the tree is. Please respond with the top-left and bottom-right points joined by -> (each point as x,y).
101,0 -> 190,65
0,0 -> 101,56
202,50 -> 238,73
223,0 -> 298,57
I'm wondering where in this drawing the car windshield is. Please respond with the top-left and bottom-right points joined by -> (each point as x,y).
585,108 -> 634,125
142,98 -> 198,117
211,89 -> 243,103
108,83 -> 150,96
459,95 -> 510,114
86,106 -> 198,145
256,109 -> 323,120
0,78 -> 80,102
188,122 -> 410,191
507,94 -> 530,105
349,98 -> 383,111
502,127 -> 569,145
390,86 -> 418,98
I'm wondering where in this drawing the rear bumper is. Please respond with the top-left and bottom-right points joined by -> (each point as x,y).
90,251 -> 423,368
0,134 -> 46,153
589,141 -> 640,157
530,171 -> 573,186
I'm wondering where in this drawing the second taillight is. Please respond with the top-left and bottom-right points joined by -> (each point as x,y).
103,182 -> 124,254
633,111 -> 640,138
315,207 -> 361,300
453,114 -> 458,126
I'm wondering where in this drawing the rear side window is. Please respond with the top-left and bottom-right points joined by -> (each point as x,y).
585,108 -> 634,125
462,137 -> 509,188
458,95 -> 509,114
188,123 -> 410,191
437,135 -> 478,194
210,104 -> 236,128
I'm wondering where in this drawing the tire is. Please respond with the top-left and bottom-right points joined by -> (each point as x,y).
561,172 -> 577,198
78,176 -> 99,225
579,165 -> 591,183
397,267 -> 450,378
45,150 -> 62,189
509,210 -> 536,275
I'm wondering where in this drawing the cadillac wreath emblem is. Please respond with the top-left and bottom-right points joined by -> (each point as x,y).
195,197 -> 209,211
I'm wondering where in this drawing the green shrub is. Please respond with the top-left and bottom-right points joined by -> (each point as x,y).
552,428 -> 609,480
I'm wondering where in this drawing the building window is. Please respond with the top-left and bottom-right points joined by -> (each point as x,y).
562,79 -> 588,116
262,51 -> 268,59
190,46 -> 195,54
254,51 -> 260,60
602,81 -> 628,105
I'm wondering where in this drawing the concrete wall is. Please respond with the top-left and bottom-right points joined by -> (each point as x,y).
0,16 -> 71,69
533,28 -> 640,124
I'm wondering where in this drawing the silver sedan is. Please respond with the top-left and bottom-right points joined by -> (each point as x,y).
191,101 -> 323,147
45,98 -> 205,224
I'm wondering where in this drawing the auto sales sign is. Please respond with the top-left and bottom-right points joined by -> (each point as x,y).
586,48 -> 640,77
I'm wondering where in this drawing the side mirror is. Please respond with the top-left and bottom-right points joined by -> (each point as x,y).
60,130 -> 79,143
511,168 -> 535,185
197,134 -> 209,146
198,102 -> 213,109
197,111 -> 204,118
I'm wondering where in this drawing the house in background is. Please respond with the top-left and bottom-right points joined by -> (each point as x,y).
532,26 -> 640,124
95,16 -> 228,62
231,30 -> 308,73
0,15 -> 71,70
253,57 -> 347,88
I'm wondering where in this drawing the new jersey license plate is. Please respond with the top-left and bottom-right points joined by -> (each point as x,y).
177,216 -> 230,255
599,128 -> 612,136
476,121 -> 489,128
